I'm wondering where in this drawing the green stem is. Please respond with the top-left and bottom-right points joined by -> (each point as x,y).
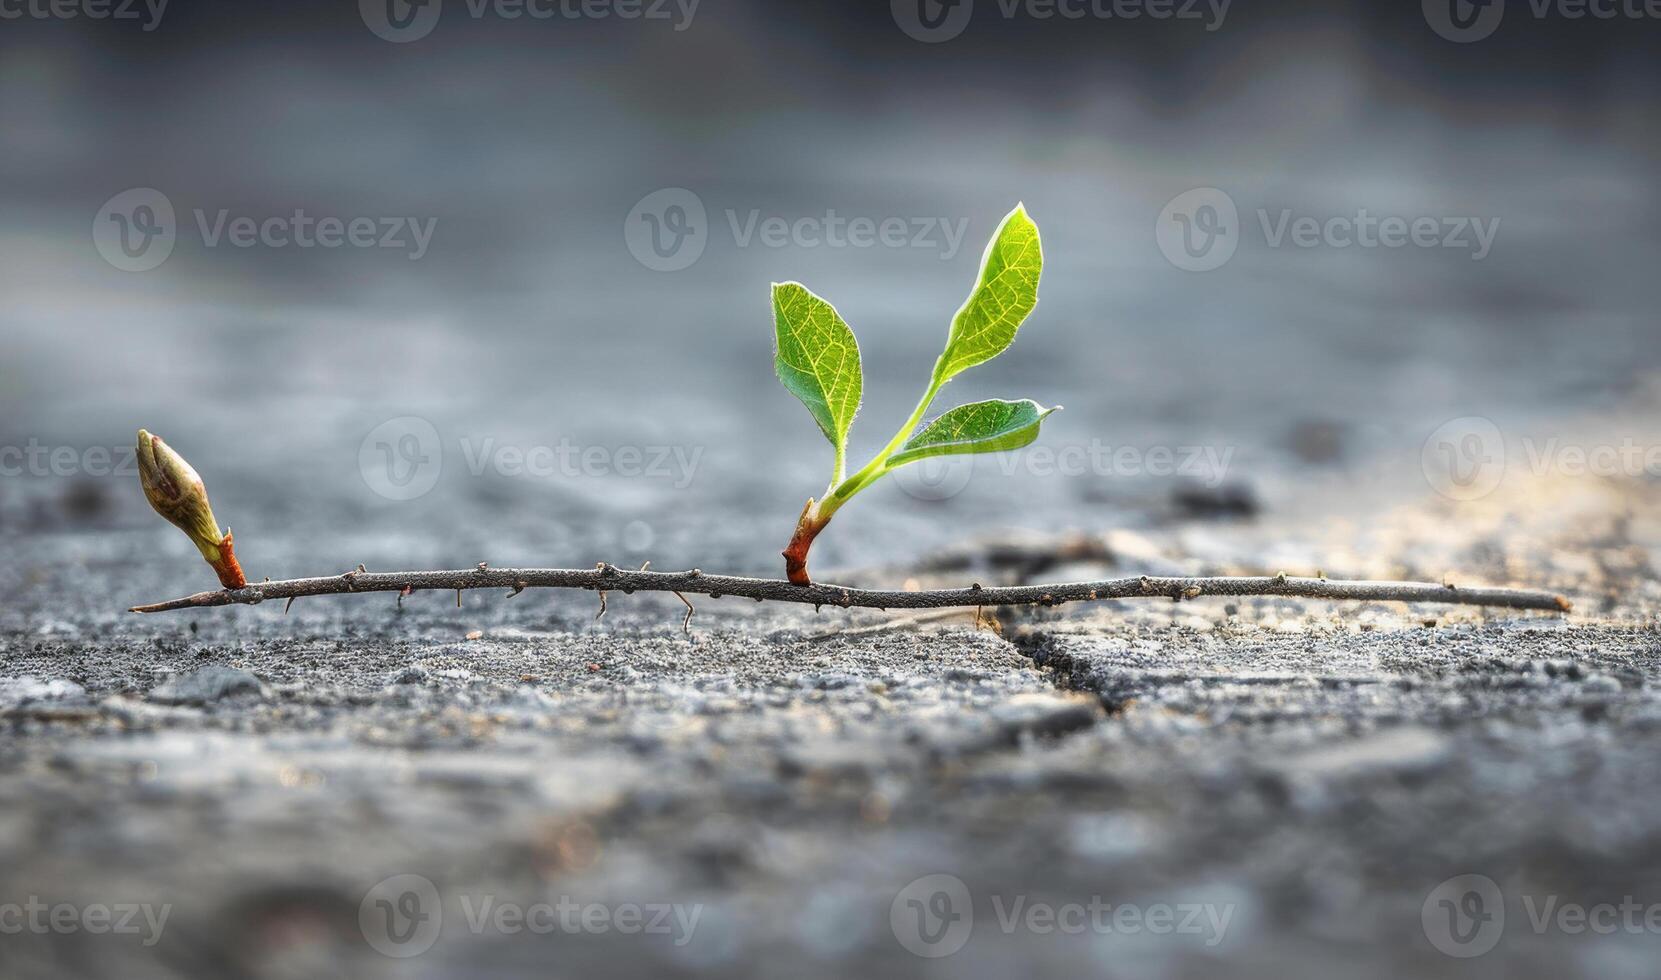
823,369 -> 945,517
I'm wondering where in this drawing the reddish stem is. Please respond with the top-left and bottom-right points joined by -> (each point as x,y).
781,499 -> 829,586
211,532 -> 247,589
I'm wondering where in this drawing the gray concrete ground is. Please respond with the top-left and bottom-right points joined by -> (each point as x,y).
5,17 -> 1659,977
3,434 -> 1660,979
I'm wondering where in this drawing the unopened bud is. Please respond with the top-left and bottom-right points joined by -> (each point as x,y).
136,430 -> 247,589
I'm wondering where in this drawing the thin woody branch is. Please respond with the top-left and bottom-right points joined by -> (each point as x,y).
130,564 -> 1572,616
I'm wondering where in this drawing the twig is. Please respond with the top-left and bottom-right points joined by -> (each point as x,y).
129,564 -> 1572,616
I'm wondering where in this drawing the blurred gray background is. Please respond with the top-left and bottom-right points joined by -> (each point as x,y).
4,5 -> 1661,979
3,0 -> 1658,578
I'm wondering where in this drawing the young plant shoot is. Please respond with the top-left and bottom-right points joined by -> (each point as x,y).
128,201 -> 1570,621
774,204 -> 1056,585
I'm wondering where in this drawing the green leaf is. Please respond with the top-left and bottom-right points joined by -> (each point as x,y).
933,204 -> 1043,385
772,281 -> 863,459
887,399 -> 1058,468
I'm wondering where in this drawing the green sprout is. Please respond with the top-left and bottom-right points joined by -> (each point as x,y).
775,203 -> 1057,584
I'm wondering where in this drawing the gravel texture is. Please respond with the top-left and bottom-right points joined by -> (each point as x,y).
3,451 -> 1660,979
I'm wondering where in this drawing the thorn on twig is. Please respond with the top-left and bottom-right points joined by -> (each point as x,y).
508,582 -> 526,598
284,597 -> 296,615
640,561 -> 651,571
456,589 -> 463,609
673,591 -> 694,635
398,585 -> 414,607
596,591 -> 608,621
1274,572 -> 1288,585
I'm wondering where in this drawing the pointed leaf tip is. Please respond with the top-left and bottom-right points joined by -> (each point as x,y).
888,398 -> 1056,468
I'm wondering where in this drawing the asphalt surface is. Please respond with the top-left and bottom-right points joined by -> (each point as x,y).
3,437 -> 1659,980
